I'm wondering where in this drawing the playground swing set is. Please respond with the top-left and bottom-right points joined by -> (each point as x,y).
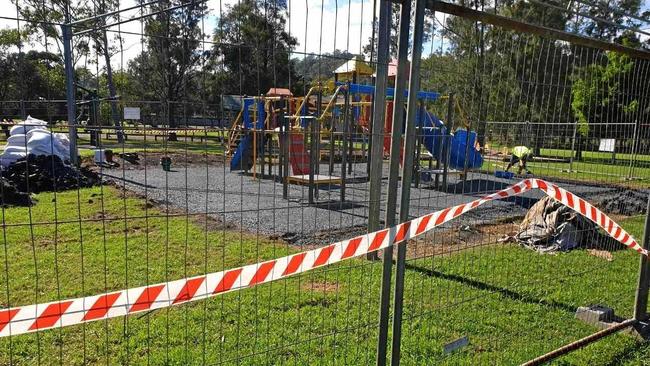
225,59 -> 484,202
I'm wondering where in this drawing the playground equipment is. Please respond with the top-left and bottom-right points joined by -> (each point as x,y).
339,82 -> 483,177
226,57 -> 485,201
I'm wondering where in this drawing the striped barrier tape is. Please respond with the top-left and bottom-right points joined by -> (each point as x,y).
0,178 -> 644,337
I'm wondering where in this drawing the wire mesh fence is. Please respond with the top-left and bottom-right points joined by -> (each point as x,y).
0,0 -> 649,364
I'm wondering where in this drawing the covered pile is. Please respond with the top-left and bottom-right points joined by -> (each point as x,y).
0,117 -> 100,206
0,116 -> 70,168
515,196 -> 618,254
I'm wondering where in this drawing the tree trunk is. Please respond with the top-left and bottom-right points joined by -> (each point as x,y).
167,100 -> 178,141
102,32 -> 124,143
575,135 -> 583,161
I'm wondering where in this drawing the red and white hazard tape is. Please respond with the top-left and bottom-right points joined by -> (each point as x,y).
0,179 -> 644,337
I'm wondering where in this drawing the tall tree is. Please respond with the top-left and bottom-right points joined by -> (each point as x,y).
12,0 -> 91,66
213,0 -> 297,95
362,4 -> 433,62
129,0 -> 207,133
86,0 -> 124,141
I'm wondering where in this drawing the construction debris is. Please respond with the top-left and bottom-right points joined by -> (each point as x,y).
515,196 -> 619,254
118,152 -> 140,165
2,154 -> 100,194
0,177 -> 33,206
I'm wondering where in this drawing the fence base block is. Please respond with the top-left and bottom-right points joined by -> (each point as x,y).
576,305 -> 650,340
576,305 -> 615,325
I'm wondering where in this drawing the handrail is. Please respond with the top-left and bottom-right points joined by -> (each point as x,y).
292,86 -> 318,120
317,84 -> 346,122
227,108 -> 244,150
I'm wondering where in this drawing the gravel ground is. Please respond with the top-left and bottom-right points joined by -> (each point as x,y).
102,158 -> 644,246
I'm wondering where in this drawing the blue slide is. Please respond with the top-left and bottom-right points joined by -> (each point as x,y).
230,99 -> 266,171
417,110 -> 483,170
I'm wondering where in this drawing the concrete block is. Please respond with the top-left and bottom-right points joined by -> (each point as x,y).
575,305 -> 614,325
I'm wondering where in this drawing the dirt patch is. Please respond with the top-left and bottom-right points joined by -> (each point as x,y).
301,280 -> 340,293
406,222 -> 520,260
271,225 -> 367,249
89,211 -> 120,222
191,213 -> 237,231
84,151 -> 225,171
587,249 -> 614,261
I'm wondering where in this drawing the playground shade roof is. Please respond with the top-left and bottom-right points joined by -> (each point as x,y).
333,58 -> 374,76
266,88 -> 293,97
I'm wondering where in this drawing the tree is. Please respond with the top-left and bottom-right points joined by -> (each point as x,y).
293,49 -> 356,85
212,0 -> 298,96
85,0 -> 124,141
128,0 -> 207,134
577,0 -> 644,42
362,4 -> 433,62
12,0 -> 91,66
571,50 -> 636,136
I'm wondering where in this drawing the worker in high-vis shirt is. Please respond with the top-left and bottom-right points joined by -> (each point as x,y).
505,145 -> 533,175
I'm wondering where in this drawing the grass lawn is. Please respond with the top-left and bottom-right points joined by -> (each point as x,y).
482,157 -> 650,188
538,148 -> 650,164
0,186 -> 648,364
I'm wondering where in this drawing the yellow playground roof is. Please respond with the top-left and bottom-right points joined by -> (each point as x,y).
333,57 -> 374,76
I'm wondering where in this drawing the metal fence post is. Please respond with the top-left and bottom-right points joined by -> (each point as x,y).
370,0 -> 392,362
62,23 -> 78,166
378,0 -> 411,363
442,93 -> 454,189
341,85 -> 350,202
367,0 -> 391,261
391,0 -> 425,363
634,194 -> 650,321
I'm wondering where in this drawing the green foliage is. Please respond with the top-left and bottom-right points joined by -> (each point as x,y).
0,51 -> 66,102
127,0 -> 207,126
294,49 -> 357,85
212,0 -> 297,95
570,51 -> 636,136
0,29 -> 23,50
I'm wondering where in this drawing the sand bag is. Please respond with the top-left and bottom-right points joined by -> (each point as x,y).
8,116 -> 47,135
0,117 -> 70,168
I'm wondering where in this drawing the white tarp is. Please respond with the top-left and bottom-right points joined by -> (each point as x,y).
0,116 -> 70,168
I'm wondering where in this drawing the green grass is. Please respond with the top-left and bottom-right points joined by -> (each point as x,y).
483,158 -> 650,185
538,148 -> 650,163
0,188 -> 648,364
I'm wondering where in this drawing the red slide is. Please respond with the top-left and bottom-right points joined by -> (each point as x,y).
383,101 -> 404,163
289,132 -> 310,175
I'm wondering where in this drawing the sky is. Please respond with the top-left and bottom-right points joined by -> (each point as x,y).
0,0 -> 378,68
0,0 -> 648,70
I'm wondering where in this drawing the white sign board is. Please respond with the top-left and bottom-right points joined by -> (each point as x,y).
599,138 -> 615,153
123,107 -> 141,120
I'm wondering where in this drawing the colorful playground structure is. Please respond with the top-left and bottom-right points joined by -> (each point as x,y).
225,59 -> 484,202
